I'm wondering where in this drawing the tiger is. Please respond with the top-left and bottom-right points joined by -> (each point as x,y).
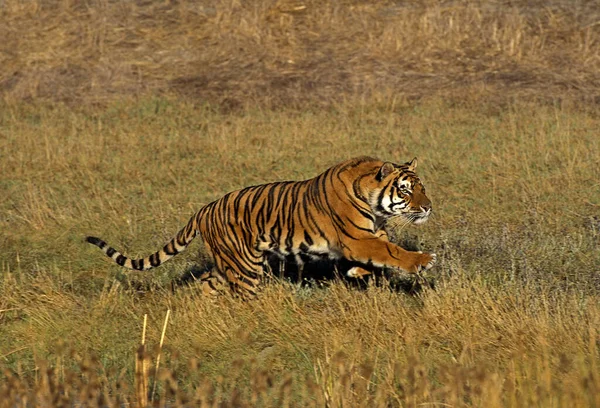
86,156 -> 436,297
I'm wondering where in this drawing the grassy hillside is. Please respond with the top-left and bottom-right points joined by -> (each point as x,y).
1,0 -> 599,407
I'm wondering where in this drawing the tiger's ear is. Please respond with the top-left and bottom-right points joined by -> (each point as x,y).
406,157 -> 418,171
376,162 -> 396,181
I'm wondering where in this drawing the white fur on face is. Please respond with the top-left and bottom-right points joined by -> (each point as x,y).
411,213 -> 430,225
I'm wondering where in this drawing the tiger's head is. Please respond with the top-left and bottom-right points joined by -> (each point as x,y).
369,158 -> 432,225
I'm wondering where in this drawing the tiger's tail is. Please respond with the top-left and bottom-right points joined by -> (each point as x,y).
86,212 -> 201,271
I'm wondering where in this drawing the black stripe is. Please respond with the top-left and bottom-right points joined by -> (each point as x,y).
150,253 -> 161,267
106,247 -> 116,257
237,273 -> 257,288
250,184 -> 268,207
341,213 -> 375,234
164,242 -> 179,256
304,231 -> 314,246
285,228 -> 294,253
116,255 -> 126,266
176,235 -> 186,247
86,236 -> 105,248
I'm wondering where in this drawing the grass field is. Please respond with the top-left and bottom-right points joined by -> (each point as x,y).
1,0 -> 600,407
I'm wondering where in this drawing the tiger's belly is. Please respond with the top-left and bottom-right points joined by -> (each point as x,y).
256,233 -> 340,261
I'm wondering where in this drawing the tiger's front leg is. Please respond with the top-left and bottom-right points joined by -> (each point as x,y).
344,229 -> 389,278
340,234 -> 436,274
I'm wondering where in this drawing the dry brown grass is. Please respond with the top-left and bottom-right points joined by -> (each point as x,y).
1,0 -> 600,107
1,98 -> 599,406
1,281 -> 599,407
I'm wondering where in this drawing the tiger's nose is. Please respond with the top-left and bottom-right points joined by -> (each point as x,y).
420,202 -> 432,213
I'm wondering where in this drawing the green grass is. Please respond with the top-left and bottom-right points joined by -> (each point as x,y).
1,97 -> 599,407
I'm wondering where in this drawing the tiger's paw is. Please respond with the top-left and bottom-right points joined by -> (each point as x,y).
346,266 -> 372,278
415,252 -> 436,272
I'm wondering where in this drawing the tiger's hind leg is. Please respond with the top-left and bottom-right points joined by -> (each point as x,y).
196,269 -> 227,296
212,250 -> 266,299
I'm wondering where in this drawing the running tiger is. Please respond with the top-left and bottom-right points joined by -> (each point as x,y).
86,156 -> 436,296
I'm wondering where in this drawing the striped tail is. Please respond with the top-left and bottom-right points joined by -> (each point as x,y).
86,215 -> 199,271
